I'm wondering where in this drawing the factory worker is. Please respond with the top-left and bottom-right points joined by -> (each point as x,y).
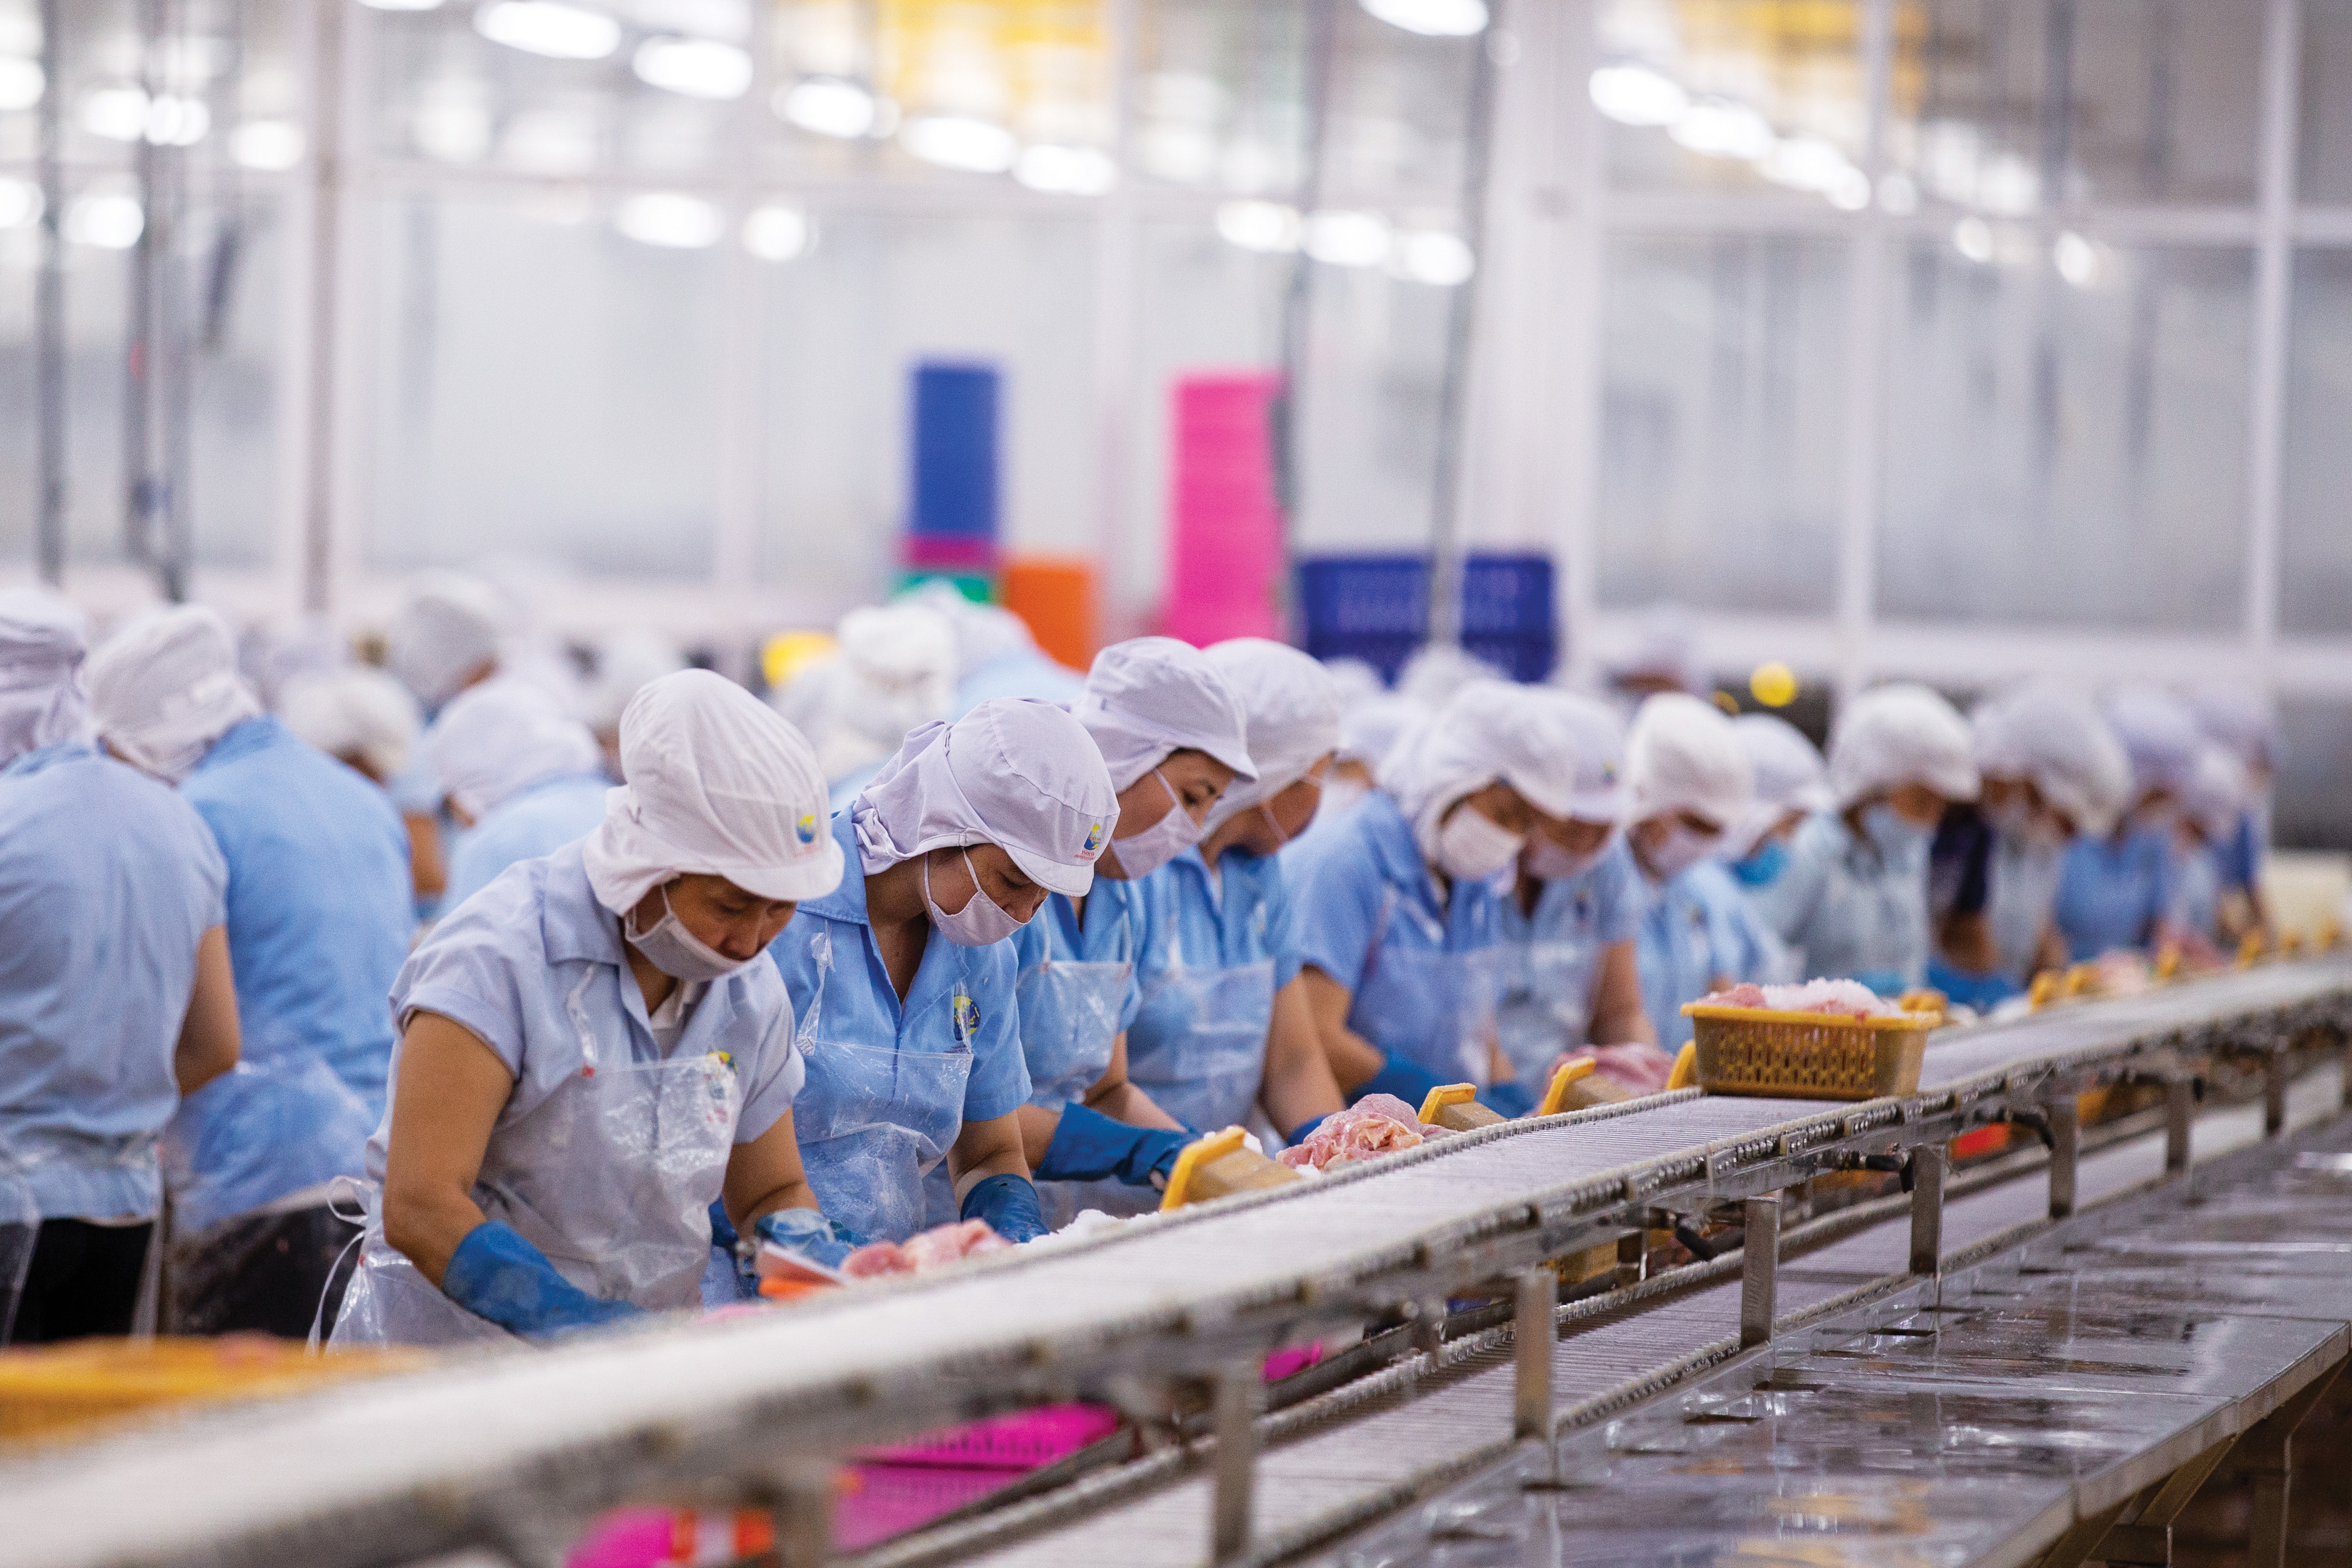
1934,684 -> 2129,992
1494,691 -> 1658,1084
2052,684 -> 2198,961
1287,679 -> 1586,1114
1623,695 -> 1765,1047
772,603 -> 958,807
1756,684 -> 1977,996
334,672 -> 840,1345
279,665 -> 438,908
769,699 -> 1118,1246
429,680 -> 613,910
1104,641 -> 1348,1196
899,580 -> 1086,714
88,609 -> 413,1336
2170,745 -> 2251,952
1722,715 -> 1832,892
1315,692 -> 1418,829
1013,640 -> 1257,1207
1395,643 -> 1503,709
582,628 -> 688,780
2191,685 -> 2279,941
383,573 -> 507,910
0,593 -> 239,1343
1603,605 -> 1707,713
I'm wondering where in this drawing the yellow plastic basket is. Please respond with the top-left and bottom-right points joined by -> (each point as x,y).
1677,1003 -> 1942,1101
0,1337 -> 423,1446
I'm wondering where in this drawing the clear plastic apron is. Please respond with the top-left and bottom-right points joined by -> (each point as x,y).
1495,940 -> 1601,1085
332,976 -> 741,1347
1351,890 -> 1501,1088
792,930 -> 975,1245
1017,955 -> 1132,1114
161,1054 -> 375,1236
1987,836 -> 2064,983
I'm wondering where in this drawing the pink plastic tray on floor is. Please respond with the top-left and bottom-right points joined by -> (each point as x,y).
852,1402 -> 1123,1470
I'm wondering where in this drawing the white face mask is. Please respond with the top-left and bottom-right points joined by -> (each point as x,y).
1525,836 -> 1606,883
924,848 -> 1025,946
625,885 -> 756,982
1314,776 -> 1369,826
1638,821 -> 1719,882
1101,770 -> 1202,881
1436,802 -> 1525,883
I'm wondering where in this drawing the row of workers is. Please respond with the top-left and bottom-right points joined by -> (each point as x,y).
0,583 -> 2272,1343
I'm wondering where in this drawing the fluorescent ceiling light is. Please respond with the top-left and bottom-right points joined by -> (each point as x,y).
625,0 -> 747,39
1952,216 -> 1994,265
632,36 -> 751,99
1668,99 -> 1772,161
900,115 -> 1015,174
1360,0 -> 1487,37
742,204 -> 810,261
1589,64 -> 1686,127
1760,135 -> 1848,193
67,193 -> 143,249
1014,144 -> 1115,196
361,0 -> 445,9
0,57 -> 43,111
614,191 -> 723,247
1392,229 -> 1474,286
230,120 -> 305,171
1215,198 -> 1299,253
476,2 -> 621,61
777,77 -> 878,139
2054,230 -> 2101,288
1304,209 -> 1390,267
83,88 -> 209,147
0,177 -> 40,229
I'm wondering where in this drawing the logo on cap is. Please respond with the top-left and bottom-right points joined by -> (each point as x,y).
1080,822 -> 1104,857
796,812 -> 819,845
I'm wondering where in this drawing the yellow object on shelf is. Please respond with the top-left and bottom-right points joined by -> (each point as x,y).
1666,1041 -> 1699,1091
1896,989 -> 1947,1015
1159,1127 -> 1299,1211
2237,930 -> 2267,969
0,1337 -> 423,1445
2064,963 -> 2099,997
1677,1002 -> 1942,1101
2154,945 -> 2181,982
2027,970 -> 2062,1011
1417,1083 -> 1505,1133
1538,1057 -> 1632,1117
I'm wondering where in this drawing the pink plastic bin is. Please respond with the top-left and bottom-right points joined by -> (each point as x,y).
852,1402 -> 1123,1470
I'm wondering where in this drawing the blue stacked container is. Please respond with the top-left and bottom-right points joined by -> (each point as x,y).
1294,553 -> 1556,683
903,361 -> 1001,598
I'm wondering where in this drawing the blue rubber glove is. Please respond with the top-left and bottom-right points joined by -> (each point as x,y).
708,1198 -> 740,1253
1355,1053 -> 1444,1111
1480,1078 -> 1537,1119
751,1208 -> 860,1272
441,1220 -> 645,1339
1286,1112 -> 1332,1145
1925,955 -> 2019,1010
961,1172 -> 1048,1244
1854,969 -> 1910,999
1035,1102 -> 1190,1186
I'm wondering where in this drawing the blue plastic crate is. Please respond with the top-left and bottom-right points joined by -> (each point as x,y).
1295,554 -> 1555,684
909,361 -> 1000,541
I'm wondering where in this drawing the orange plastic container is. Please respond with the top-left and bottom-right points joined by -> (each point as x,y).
1000,558 -> 1098,672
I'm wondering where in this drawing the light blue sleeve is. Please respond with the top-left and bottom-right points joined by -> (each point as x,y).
960,945 -> 1032,1123
390,877 -> 541,1073
1594,844 -> 1644,947
731,992 -> 804,1145
1751,815 -> 1830,945
1284,827 -> 1387,994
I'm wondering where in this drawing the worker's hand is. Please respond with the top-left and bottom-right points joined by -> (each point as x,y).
1035,1102 -> 1191,1188
750,1208 -> 862,1273
961,1173 -> 1048,1244
441,1221 -> 646,1339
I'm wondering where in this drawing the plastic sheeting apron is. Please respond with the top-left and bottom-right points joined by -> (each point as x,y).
1351,890 -> 1500,1088
1986,836 -> 2064,983
162,1055 -> 375,1236
792,931 -> 976,1245
1016,954 -> 1132,1115
331,977 -> 741,1346
1495,939 -> 1601,1085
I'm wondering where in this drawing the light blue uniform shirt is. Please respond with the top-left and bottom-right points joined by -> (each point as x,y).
1754,810 -> 1932,995
1283,790 -> 1504,1085
1494,840 -> 1643,1073
0,741 -> 227,1221
1133,846 -> 1300,996
1638,860 -> 1779,1048
2170,837 -> 2224,945
372,840 -> 806,1188
181,717 -> 413,1114
2054,826 -> 2179,960
1006,880 -> 1144,1112
1010,884 -> 1146,1032
768,814 -> 1031,1135
444,772 -> 612,913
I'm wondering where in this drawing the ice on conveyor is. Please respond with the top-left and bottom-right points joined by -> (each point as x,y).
1276,1094 -> 1429,1172
840,1219 -> 1012,1278
1701,978 -> 1902,1018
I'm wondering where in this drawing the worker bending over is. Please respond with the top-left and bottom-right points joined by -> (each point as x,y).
1623,695 -> 1763,1047
2052,684 -> 2198,962
428,679 -> 613,911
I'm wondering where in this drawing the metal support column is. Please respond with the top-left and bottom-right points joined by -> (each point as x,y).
1614,1230 -> 1646,1289
766,1461 -> 834,1568
2238,1359 -> 2346,1568
2166,1079 -> 2195,1175
32,0 -> 64,585
1908,1146 -> 1946,1276
1209,1366 -> 1261,1563
1738,1197 -> 1780,1351
1512,1266 -> 1556,1442
2264,1053 -> 2288,1137
2048,1098 -> 2080,1220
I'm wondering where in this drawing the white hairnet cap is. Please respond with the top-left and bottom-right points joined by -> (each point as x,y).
1724,712 -> 1830,859
386,572 -> 504,709
582,629 -> 687,734
1074,637 -> 1256,791
2182,744 -> 2250,844
1525,688 -> 1630,823
1973,682 -> 2131,836
1381,680 -> 1586,859
2101,683 -> 2203,798
1202,639 -> 1343,832
1396,643 -> 1505,709
88,605 -> 263,783
1826,683 -> 1979,808
1338,694 -> 1419,769
280,667 -> 421,782
895,579 -> 1039,680
1320,657 -> 1387,710
1605,605 -> 1705,696
2189,684 -> 2281,772
851,697 -> 1120,898
0,587 -> 91,766
426,678 -> 604,820
1625,693 -> 1753,830
580,670 -> 842,913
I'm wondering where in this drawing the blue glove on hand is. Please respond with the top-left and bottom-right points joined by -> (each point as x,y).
1355,1053 -> 1444,1111
708,1198 -> 740,1253
1479,1078 -> 1537,1119
961,1173 -> 1048,1244
442,1220 -> 645,1339
1925,955 -> 2018,1010
751,1208 -> 862,1272
1035,1102 -> 1190,1187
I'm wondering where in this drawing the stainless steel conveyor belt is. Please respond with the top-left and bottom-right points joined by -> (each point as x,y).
3,959 -> 2348,1568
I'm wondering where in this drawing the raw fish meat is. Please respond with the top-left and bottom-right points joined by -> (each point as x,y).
1699,978 -> 1902,1019
1278,1096 -> 1428,1172
841,1220 -> 1012,1279
1555,1042 -> 1676,1097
